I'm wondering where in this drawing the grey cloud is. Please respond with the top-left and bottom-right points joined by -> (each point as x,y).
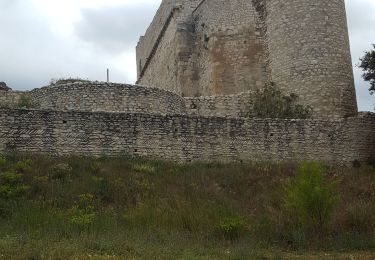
75,3 -> 159,53
0,1 -> 131,90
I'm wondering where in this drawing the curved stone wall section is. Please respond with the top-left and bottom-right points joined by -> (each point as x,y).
29,83 -> 186,114
0,109 -> 374,164
266,0 -> 358,117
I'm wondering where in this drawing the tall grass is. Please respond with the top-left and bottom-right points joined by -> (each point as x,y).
0,154 -> 373,258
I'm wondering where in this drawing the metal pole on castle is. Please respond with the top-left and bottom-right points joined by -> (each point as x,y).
107,68 -> 109,83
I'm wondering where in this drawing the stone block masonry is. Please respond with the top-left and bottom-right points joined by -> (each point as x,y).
0,0 -> 371,165
0,91 -> 23,107
29,83 -> 187,115
185,91 -> 254,117
1,83 -> 187,115
0,108 -> 374,165
136,0 -> 358,118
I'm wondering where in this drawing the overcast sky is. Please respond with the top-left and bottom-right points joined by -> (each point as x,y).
0,0 -> 374,111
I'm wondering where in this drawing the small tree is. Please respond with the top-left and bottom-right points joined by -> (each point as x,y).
358,44 -> 375,95
247,84 -> 313,119
282,163 -> 339,235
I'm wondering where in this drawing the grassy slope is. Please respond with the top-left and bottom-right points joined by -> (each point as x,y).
0,155 -> 374,259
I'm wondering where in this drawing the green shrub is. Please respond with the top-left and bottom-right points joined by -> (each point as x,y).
217,217 -> 246,241
16,94 -> 39,109
92,176 -> 112,203
282,163 -> 339,234
0,156 -> 6,168
0,171 -> 29,199
70,193 -> 96,229
49,163 -> 72,181
344,201 -> 374,235
247,85 -> 313,119
132,163 -> 156,174
15,159 -> 33,173
50,78 -> 91,85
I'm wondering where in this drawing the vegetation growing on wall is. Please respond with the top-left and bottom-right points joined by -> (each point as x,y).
16,93 -> 39,109
50,78 -> 92,85
246,84 -> 313,119
0,155 -> 373,258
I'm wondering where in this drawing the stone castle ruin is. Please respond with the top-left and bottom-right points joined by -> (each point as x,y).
0,0 -> 374,164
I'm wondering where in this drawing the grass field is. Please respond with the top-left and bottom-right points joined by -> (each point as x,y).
0,154 -> 374,259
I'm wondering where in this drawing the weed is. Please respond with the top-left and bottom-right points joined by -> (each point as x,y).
0,171 -> 29,199
282,163 -> 339,235
70,193 -> 96,229
132,162 -> 156,174
49,163 -> 72,181
16,94 -> 39,109
217,217 -> 246,241
0,156 -> 6,168
0,155 -> 372,257
15,159 -> 33,173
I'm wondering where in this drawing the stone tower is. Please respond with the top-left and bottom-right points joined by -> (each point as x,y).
264,0 -> 358,117
136,0 -> 358,118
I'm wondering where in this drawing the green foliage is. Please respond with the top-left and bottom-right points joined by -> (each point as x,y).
282,163 -> 339,234
92,176 -> 112,203
0,156 -> 6,168
16,94 -> 39,109
0,155 -> 373,257
15,159 -> 33,173
70,193 -> 95,229
132,162 -> 156,174
0,171 -> 28,200
217,217 -> 246,241
344,201 -> 374,235
247,85 -> 313,119
358,44 -> 375,95
50,78 -> 91,85
49,163 -> 72,181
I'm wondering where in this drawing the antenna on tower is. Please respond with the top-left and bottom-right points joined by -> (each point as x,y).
107,68 -> 109,83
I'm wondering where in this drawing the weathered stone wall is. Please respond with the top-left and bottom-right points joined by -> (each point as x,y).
136,0 -> 201,95
136,0 -> 358,118
192,0 -> 266,96
136,10 -> 181,94
1,83 -> 187,115
265,0 -> 358,117
185,91 -> 254,117
0,90 -> 23,107
136,0 -> 176,79
137,0 -> 267,97
0,108 -> 374,164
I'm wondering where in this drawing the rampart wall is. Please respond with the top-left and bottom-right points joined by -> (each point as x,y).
0,108 -> 374,164
1,83 -> 187,115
